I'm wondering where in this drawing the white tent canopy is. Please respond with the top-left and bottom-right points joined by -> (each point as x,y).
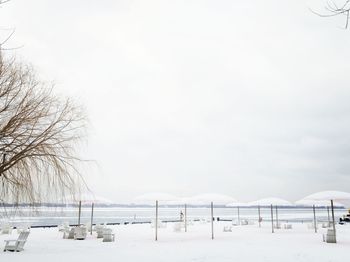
226,202 -> 249,207
295,199 -> 345,208
190,194 -> 238,205
303,191 -> 350,202
61,193 -> 114,205
166,197 -> 193,205
133,193 -> 179,205
249,197 -> 293,207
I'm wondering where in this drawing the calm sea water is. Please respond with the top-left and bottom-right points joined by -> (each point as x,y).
0,206 -> 347,227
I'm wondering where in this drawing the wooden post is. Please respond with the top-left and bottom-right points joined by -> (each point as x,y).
313,204 -> 317,233
185,203 -> 187,232
275,206 -> 278,228
155,200 -> 158,241
270,204 -> 274,233
211,202 -> 214,240
237,206 -> 240,225
90,203 -> 94,235
78,201 -> 82,225
331,200 -> 336,243
258,205 -> 261,228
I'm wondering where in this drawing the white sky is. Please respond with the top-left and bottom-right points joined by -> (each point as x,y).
1,0 -> 350,203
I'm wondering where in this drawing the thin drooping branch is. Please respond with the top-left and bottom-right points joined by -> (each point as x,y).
0,57 -> 88,205
311,0 -> 350,29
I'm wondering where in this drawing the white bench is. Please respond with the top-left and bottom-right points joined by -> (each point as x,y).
240,220 -> 249,226
283,224 -> 292,229
95,225 -> 106,238
232,220 -> 239,226
102,228 -> 115,242
4,231 -> 30,252
74,226 -> 87,240
63,227 -> 74,239
173,222 -> 186,232
323,229 -> 336,243
274,223 -> 282,229
16,225 -> 31,234
223,226 -> 232,232
247,220 -> 255,225
58,222 -> 70,232
1,224 -> 13,234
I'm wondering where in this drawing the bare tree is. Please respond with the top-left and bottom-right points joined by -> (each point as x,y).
0,0 -> 13,53
312,0 -> 350,29
0,57 -> 87,205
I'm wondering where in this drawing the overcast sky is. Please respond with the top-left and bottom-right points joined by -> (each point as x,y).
1,0 -> 350,203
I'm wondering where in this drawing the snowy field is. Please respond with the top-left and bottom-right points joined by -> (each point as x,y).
1,221 -> 349,262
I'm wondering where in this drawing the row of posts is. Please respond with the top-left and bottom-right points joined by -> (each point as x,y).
76,200 -> 337,243
154,201 -> 337,241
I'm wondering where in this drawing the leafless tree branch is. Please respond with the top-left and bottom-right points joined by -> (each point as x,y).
0,57 -> 88,206
311,0 -> 350,28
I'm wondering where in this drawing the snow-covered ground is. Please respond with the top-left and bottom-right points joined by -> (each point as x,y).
0,221 -> 349,262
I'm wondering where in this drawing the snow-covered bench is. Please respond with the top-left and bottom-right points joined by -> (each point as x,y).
16,224 -> 31,234
3,231 -> 30,252
173,222 -> 185,232
1,223 -> 13,234
323,229 -> 336,243
96,224 -> 106,238
274,223 -> 282,229
283,224 -> 292,229
223,226 -> 232,232
63,227 -> 74,239
58,222 -> 70,232
74,226 -> 87,240
247,220 -> 255,225
232,220 -> 239,226
240,220 -> 249,226
102,228 -> 115,242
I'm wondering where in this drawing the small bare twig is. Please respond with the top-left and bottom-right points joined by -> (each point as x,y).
0,28 -> 15,46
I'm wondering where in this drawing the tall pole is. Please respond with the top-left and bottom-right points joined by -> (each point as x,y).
327,206 -> 330,225
270,204 -> 274,233
90,203 -> 94,235
258,205 -> 261,228
275,206 -> 278,228
237,206 -> 240,225
211,202 -> 214,240
313,204 -> 317,233
155,200 -> 158,241
78,201 -> 82,225
185,203 -> 187,232
331,200 -> 336,243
